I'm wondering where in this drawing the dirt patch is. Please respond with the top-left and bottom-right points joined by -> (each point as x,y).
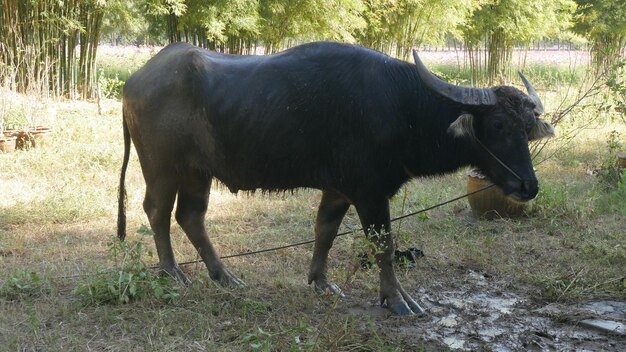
347,270 -> 625,350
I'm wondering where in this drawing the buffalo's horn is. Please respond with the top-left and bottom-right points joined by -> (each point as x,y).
412,49 -> 497,107
518,71 -> 544,116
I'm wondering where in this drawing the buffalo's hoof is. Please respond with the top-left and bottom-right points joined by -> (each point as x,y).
380,286 -> 425,315
221,275 -> 247,288
161,265 -> 192,286
385,299 -> 424,315
389,302 -> 414,316
211,268 -> 247,288
312,279 -> 345,297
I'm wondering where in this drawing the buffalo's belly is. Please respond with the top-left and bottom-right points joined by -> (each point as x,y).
209,153 -> 330,193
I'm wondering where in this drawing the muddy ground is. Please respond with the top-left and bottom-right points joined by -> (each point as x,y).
344,270 -> 625,350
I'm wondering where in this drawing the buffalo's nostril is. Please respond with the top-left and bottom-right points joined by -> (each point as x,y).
521,179 -> 539,200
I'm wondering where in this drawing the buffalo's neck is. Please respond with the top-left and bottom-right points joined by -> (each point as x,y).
393,66 -> 477,176
402,125 -> 476,177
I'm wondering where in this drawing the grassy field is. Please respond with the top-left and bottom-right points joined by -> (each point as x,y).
1,47 -> 625,350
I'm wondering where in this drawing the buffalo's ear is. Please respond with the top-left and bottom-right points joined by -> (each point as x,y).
528,118 -> 555,141
447,113 -> 475,138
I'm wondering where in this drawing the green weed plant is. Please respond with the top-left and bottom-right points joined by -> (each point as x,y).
606,58 -> 626,123
597,130 -> 624,189
73,224 -> 180,305
98,69 -> 125,99
0,271 -> 51,300
241,327 -> 273,351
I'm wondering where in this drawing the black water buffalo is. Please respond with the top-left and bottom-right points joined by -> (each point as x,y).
118,41 -> 553,315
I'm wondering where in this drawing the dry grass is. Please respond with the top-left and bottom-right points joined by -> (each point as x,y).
1,68 -> 625,350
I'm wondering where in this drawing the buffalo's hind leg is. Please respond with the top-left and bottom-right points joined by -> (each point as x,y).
308,191 -> 350,296
143,175 -> 191,284
354,198 -> 424,315
175,170 -> 245,287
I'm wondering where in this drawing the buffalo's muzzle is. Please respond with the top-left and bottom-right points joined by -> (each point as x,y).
512,179 -> 538,202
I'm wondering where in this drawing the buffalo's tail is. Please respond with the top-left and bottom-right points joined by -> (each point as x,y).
117,109 -> 131,241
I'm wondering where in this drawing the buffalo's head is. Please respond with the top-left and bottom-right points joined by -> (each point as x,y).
413,50 -> 554,202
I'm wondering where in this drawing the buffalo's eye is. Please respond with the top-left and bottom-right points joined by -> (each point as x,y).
493,121 -> 504,130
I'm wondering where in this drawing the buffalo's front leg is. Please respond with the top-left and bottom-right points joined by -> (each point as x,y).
175,171 -> 245,287
308,191 -> 350,295
354,198 -> 424,315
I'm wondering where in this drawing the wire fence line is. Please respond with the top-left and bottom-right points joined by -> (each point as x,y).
55,184 -> 496,280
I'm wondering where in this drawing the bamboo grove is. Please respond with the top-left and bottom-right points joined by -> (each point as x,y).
0,0 -> 104,99
1,0 -> 625,98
